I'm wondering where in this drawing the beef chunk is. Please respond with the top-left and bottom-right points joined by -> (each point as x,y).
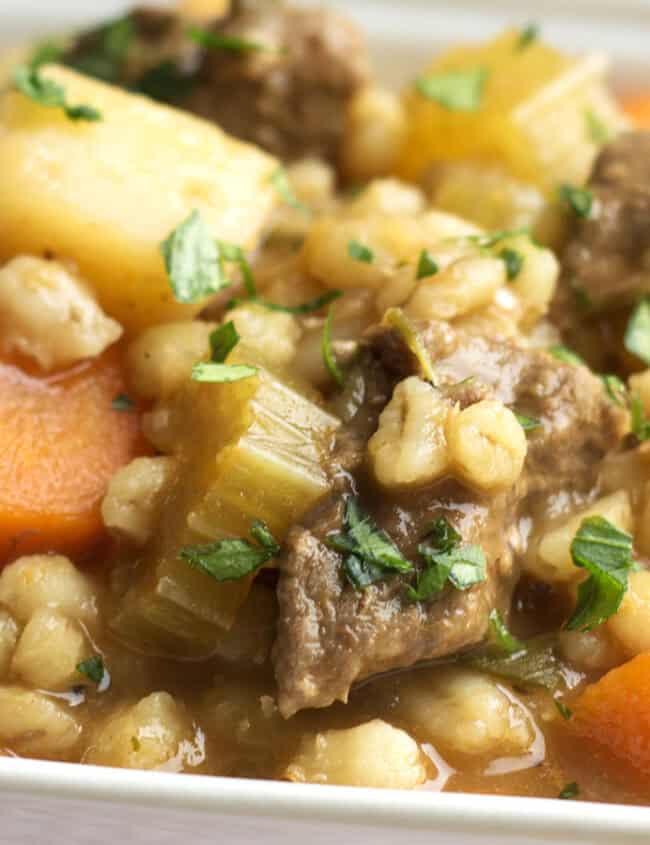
187,0 -> 369,161
273,322 -> 627,716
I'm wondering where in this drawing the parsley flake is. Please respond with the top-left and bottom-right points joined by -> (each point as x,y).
514,412 -> 542,433
488,609 -> 525,655
180,519 -> 279,582
517,23 -> 539,50
13,65 -> 102,122
565,516 -> 633,632
468,635 -> 564,690
328,497 -> 413,589
348,240 -> 374,263
321,306 -> 344,387
416,249 -> 439,280
187,25 -> 276,54
111,393 -> 134,412
624,298 -> 650,365
499,247 -> 524,281
585,109 -> 611,144
28,40 -> 65,70
631,394 -> 650,441
77,655 -> 106,685
383,308 -> 436,385
133,61 -> 196,103
555,700 -> 573,721
416,66 -> 488,112
270,167 -> 307,211
559,782 -> 580,800
228,289 -> 342,315
559,184 -> 593,219
549,345 -> 585,367
161,210 -> 229,303
209,321 -> 239,363
600,374 -> 627,407
192,362 -> 257,383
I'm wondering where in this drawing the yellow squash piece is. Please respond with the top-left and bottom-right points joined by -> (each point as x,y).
111,365 -> 339,656
398,30 -> 627,192
0,65 -> 278,333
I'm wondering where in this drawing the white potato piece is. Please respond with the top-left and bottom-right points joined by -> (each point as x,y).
286,158 -> 335,209
127,321 -> 217,400
12,609 -> 88,691
229,304 -> 302,369
0,686 -> 82,757
286,719 -> 427,789
342,87 -> 407,182
368,377 -> 451,488
398,669 -> 534,756
529,491 -> 633,584
0,609 -> 19,679
0,554 -> 97,624
447,400 -> 527,493
344,179 -> 425,218
0,65 -> 277,333
0,256 -> 122,370
86,692 -> 191,770
500,235 -> 559,325
559,627 -> 624,672
102,457 -> 177,546
608,570 -> 650,657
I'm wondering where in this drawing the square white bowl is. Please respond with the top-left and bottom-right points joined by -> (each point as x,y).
1,2 -> 650,842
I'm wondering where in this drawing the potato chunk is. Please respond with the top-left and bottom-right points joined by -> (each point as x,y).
285,719 -> 427,789
0,686 -> 82,758
0,256 -> 122,370
12,608 -> 88,691
0,65 -> 278,333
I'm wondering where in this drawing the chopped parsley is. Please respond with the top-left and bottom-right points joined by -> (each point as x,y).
565,516 -> 633,632
209,321 -> 239,363
132,61 -> 196,103
559,782 -> 580,800
348,240 -> 374,264
415,66 -> 488,112
517,23 -> 539,50
487,609 -> 525,655
416,249 -> 439,280
555,700 -> 573,721
180,519 -> 279,582
13,65 -> 102,122
472,227 -> 530,249
161,210 -> 230,303
514,412 -> 542,433
270,167 -> 307,211
407,518 -> 486,602
585,109 -> 611,144
499,247 -> 524,281
217,240 -> 256,298
111,393 -> 134,412
549,345 -> 585,367
187,25 -> 276,54
600,374 -> 627,407
321,306 -> 344,387
76,655 -> 106,685
66,16 -> 134,83
631,394 -> 650,441
559,184 -> 593,219
228,289 -> 342,315
28,40 -> 65,70
467,634 -> 563,690
192,362 -> 258,383
383,307 -> 436,384
327,497 -> 413,589
624,298 -> 650,365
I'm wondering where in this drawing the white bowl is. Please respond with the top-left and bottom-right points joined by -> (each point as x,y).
1,2 -> 650,842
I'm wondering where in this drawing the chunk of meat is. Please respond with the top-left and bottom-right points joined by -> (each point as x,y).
188,0 -> 369,161
553,132 -> 650,369
273,322 -> 627,716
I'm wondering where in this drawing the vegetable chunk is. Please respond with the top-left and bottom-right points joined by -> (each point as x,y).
0,65 -> 278,333
0,351 -> 144,562
572,653 -> 650,781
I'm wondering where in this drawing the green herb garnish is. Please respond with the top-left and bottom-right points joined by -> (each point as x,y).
549,345 -> 585,367
180,519 -> 279,582
559,782 -> 580,800
111,393 -> 134,412
28,40 -> 65,70
383,307 -> 436,385
467,634 -> 563,690
499,247 -> 524,281
321,306 -> 344,387
517,23 -> 539,50
132,61 -> 196,103
471,227 -> 530,249
77,655 -> 105,685
217,240 -> 256,298
631,394 -> 650,441
514,412 -> 542,433
415,66 -> 488,112
565,516 -> 633,632
624,298 -> 650,365
229,289 -> 342,315
416,249 -> 439,280
328,497 -> 413,589
191,362 -> 257,383
555,700 -> 573,720
161,210 -> 230,303
600,374 -> 627,407
585,109 -> 611,144
66,16 -> 134,83
270,167 -> 307,211
348,240 -> 374,263
13,65 -> 101,122
559,184 -> 593,219
187,25 -> 276,54
209,321 -> 239,363
487,609 -> 525,655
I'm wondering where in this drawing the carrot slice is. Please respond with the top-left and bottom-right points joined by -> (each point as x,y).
621,95 -> 650,129
0,350 -> 144,564
571,653 -> 650,781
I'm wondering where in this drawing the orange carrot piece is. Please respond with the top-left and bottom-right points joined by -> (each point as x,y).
0,350 -> 144,564
621,94 -> 650,129
571,653 -> 650,781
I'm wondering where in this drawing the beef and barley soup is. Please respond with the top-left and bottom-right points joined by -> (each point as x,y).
2,0 -> 650,805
